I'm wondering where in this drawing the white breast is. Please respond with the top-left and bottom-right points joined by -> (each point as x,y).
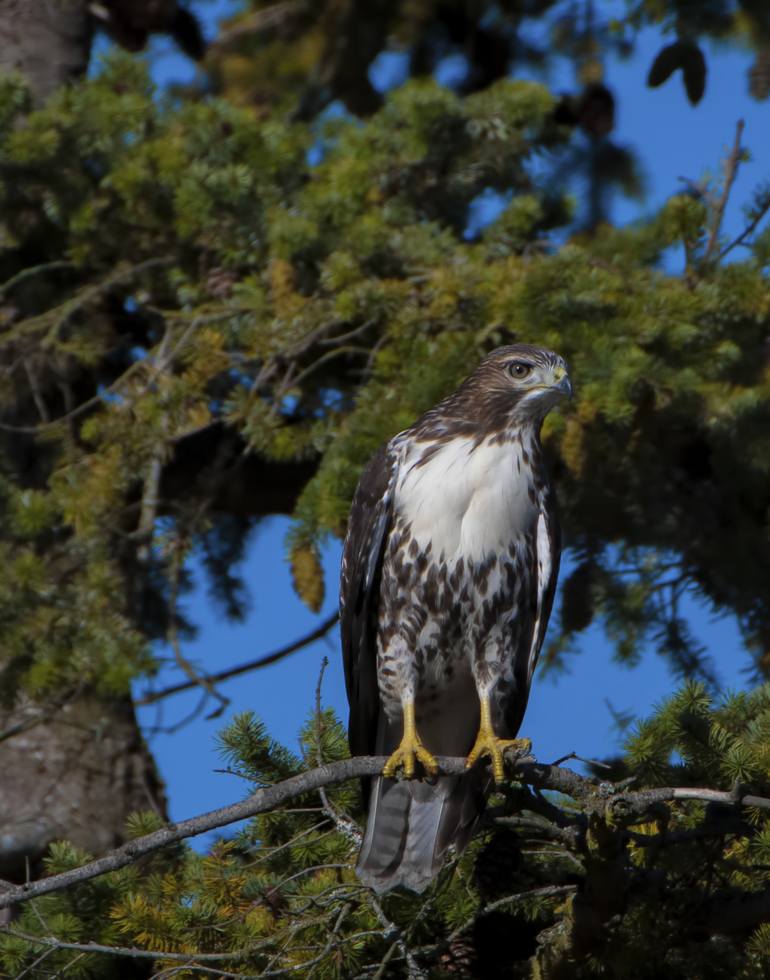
395,434 -> 538,561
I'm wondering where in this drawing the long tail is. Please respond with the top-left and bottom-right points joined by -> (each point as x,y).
356,771 -> 484,893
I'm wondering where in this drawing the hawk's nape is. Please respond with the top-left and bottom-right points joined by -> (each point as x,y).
340,345 -> 568,893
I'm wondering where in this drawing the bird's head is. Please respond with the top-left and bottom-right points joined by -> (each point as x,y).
477,344 -> 571,425
414,343 -> 571,441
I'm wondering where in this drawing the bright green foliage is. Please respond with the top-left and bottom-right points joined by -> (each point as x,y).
626,681 -> 770,789
1,840 -> 160,978
1,52 -> 769,698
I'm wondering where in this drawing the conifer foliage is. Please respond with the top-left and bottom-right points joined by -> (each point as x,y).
2,1 -> 770,976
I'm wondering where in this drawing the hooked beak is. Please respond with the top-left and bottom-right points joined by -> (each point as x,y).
551,366 -> 572,399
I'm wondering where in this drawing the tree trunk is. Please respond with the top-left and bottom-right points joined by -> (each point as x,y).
0,695 -> 166,881
0,0 -> 167,889
0,0 -> 92,105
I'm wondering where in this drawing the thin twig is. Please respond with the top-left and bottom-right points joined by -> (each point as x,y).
446,884 -> 576,945
135,612 -> 339,706
22,358 -> 50,423
164,539 -> 230,718
368,892 -> 426,980
549,750 -> 612,769
318,319 -> 376,347
703,119 -> 745,264
143,690 -> 211,736
313,655 -> 362,847
258,901 -> 351,978
288,345 -> 370,390
13,941 -> 60,979
719,195 -> 770,259
0,359 -> 145,433
136,325 -> 173,563
0,260 -> 76,300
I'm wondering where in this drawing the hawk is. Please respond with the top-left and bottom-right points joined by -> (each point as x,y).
340,344 -> 570,893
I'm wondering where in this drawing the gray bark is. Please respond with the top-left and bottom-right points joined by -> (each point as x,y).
0,0 -> 92,104
0,694 -> 166,881
0,0 -> 171,889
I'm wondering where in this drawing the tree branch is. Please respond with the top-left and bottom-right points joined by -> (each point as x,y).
135,612 -> 339,706
719,191 -> 770,259
703,118 -> 745,263
208,1 -> 302,51
0,928 -> 260,963
0,261 -> 76,301
1,753 -> 768,911
159,537 -> 230,719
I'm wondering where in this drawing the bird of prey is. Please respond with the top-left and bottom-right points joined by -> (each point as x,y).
340,344 -> 570,894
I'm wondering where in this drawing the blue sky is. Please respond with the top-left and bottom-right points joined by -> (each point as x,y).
121,3 -> 769,832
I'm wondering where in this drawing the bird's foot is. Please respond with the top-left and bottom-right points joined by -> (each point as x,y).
466,733 -> 531,784
382,734 -> 439,779
382,705 -> 439,779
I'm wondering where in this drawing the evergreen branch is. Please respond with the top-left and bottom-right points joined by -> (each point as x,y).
246,820 -> 332,867
2,754 -> 770,912
408,884 -> 578,971
1,257 -> 172,347
704,884 -> 770,935
369,908 -> 413,980
286,345 -> 372,391
626,817 -> 749,846
12,943 -> 60,980
135,324 -> 174,565
318,319 -> 377,347
0,260 -> 76,300
368,885 -> 429,980
492,814 -> 582,846
135,612 -> 340,706
258,901 -> 352,979
446,884 -> 577,946
0,928 -> 263,963
0,358 -> 146,433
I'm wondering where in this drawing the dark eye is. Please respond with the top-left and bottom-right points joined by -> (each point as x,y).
508,361 -> 533,379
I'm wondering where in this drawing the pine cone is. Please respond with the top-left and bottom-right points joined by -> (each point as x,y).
436,937 -> 477,978
206,267 -> 238,300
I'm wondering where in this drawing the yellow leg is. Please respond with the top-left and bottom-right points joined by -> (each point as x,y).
465,695 -> 531,783
382,701 -> 439,779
